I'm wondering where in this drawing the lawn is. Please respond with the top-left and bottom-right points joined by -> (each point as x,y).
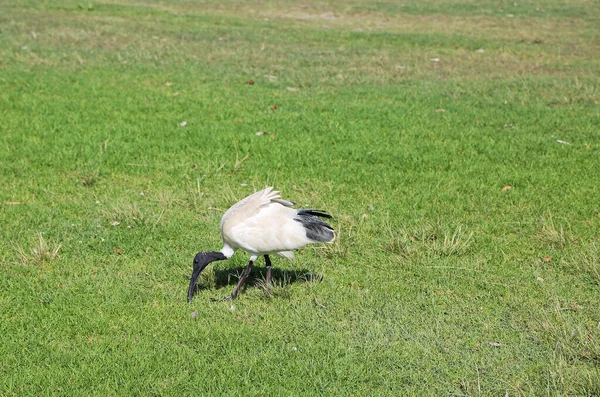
1,0 -> 599,395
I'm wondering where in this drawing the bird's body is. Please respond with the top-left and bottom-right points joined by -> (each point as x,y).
220,188 -> 304,259
187,187 -> 334,301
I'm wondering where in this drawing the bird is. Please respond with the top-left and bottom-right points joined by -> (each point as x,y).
187,187 -> 335,302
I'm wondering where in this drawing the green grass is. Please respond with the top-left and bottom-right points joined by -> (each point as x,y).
1,0 -> 599,395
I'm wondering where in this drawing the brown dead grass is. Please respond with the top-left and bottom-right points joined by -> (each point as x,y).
2,1 -> 598,84
102,0 -> 599,45
17,233 -> 61,265
3,0 -> 597,86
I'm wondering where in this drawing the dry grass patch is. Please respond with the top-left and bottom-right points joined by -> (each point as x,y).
571,244 -> 600,284
385,221 -> 474,259
17,233 -> 62,264
102,201 -> 148,226
537,211 -> 570,249
536,298 -> 600,394
5,1 -> 598,81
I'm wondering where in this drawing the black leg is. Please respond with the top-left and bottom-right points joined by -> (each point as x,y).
264,255 -> 272,294
230,260 -> 254,300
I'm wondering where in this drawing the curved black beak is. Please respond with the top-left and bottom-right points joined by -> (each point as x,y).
187,251 -> 227,302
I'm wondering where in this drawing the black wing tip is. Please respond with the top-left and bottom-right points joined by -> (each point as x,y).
298,209 -> 333,219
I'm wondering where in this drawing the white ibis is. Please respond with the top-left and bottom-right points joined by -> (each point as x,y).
187,187 -> 335,301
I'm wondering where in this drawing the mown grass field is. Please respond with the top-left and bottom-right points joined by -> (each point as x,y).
1,0 -> 599,395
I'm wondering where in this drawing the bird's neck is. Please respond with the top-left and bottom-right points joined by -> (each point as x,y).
221,243 -> 236,259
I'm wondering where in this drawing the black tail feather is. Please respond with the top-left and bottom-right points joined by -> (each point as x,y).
297,209 -> 333,219
294,210 -> 334,242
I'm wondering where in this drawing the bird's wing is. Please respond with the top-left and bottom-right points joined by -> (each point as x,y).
229,203 -> 311,254
272,198 -> 295,207
221,187 -> 292,238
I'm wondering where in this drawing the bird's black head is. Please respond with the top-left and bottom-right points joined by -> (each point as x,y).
187,251 -> 228,302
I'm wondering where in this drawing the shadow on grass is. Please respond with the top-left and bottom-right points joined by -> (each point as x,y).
211,266 -> 321,288
187,265 -> 323,299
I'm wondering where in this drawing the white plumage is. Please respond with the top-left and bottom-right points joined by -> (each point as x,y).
187,187 -> 334,301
